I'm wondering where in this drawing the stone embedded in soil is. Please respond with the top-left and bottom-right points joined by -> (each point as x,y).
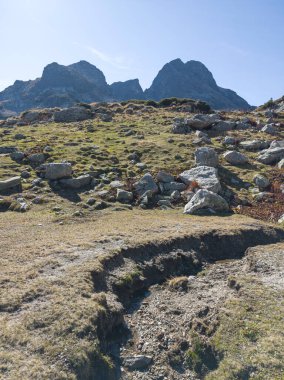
123,355 -> 152,370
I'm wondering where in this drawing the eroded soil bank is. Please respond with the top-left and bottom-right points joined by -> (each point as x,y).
1,213 -> 283,380
86,225 -> 284,380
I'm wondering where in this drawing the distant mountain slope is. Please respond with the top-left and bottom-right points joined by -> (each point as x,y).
144,59 -> 250,110
0,59 -> 251,113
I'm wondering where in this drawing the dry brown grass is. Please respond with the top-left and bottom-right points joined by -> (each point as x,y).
0,210 -> 272,379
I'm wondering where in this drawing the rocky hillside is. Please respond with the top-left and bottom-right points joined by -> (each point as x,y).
0,100 -> 284,380
0,59 -> 251,114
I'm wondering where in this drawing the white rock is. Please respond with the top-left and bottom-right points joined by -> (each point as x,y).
184,189 -> 229,214
179,166 -> 221,193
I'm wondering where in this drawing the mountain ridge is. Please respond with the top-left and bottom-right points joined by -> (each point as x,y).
0,58 -> 251,114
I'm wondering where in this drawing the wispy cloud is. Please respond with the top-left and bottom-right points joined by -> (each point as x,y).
86,46 -> 131,69
218,42 -> 249,57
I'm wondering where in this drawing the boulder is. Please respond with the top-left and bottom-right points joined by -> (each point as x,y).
172,119 -> 192,134
253,174 -> 270,189
10,151 -> 25,162
0,146 -> 17,154
0,176 -> 22,193
195,147 -> 218,167
240,140 -> 269,151
235,122 -> 251,130
184,189 -> 229,214
116,189 -> 133,203
257,147 -> 284,164
156,170 -> 174,183
212,121 -> 235,132
123,355 -> 152,370
59,174 -> 92,189
28,153 -> 46,167
42,163 -> 72,180
224,136 -> 237,145
270,140 -> 284,149
53,106 -> 93,123
134,173 -> 158,198
277,159 -> 284,169
195,130 -> 211,143
186,114 -> 220,130
179,166 -> 221,193
261,124 -> 277,135
109,180 -> 124,188
159,181 -> 187,193
223,150 -> 248,165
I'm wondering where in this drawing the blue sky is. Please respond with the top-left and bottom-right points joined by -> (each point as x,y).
0,0 -> 283,105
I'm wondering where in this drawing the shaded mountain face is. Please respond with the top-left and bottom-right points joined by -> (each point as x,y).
0,59 -> 250,113
110,79 -> 144,101
144,59 -> 250,110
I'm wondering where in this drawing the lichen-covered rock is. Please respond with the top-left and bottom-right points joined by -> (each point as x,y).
223,150 -> 248,165
184,189 -> 229,214
53,106 -> 93,122
59,174 -> 92,189
0,176 -> 22,193
116,189 -> 133,203
186,114 -> 220,130
195,147 -> 218,167
257,147 -> 284,164
42,163 -> 72,180
179,166 -> 221,193
253,174 -> 270,189
240,140 -> 269,151
134,173 -> 158,198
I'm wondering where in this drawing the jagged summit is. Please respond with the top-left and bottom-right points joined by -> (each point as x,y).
0,58 -> 251,114
145,59 -> 249,110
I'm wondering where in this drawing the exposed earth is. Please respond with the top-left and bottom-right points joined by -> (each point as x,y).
0,98 -> 284,380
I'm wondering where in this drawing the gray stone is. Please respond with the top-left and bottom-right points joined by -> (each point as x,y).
43,163 -> 72,180
195,147 -> 218,167
0,146 -> 17,154
14,133 -> 26,140
235,122 -> 251,130
278,214 -> 284,224
195,130 -> 211,143
261,124 -> 277,135
253,174 -> 270,189
184,189 -> 229,214
86,198 -> 96,206
179,166 -> 221,193
240,140 -> 269,151
156,171 -> 174,183
136,162 -> 147,170
21,170 -> 31,179
160,181 -> 187,193
157,199 -> 172,207
54,106 -> 92,123
172,119 -> 192,134
170,190 -> 181,200
257,147 -> 284,164
186,114 -> 220,130
134,173 -> 158,198
10,151 -> 25,162
109,180 -> 124,188
270,140 -> 284,149
123,355 -> 152,370
28,153 -> 46,167
224,136 -> 237,145
277,159 -> 284,169
223,150 -> 248,165
0,176 -> 22,193
116,189 -> 133,203
212,121 -> 235,132
59,174 -> 92,189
